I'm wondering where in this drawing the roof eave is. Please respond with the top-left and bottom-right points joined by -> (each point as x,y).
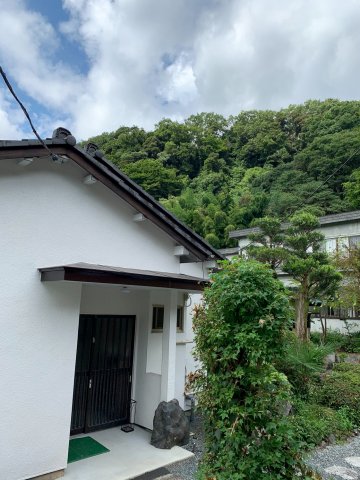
0,140 -> 224,262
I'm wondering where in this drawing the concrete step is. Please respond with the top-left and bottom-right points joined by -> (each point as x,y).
132,468 -> 184,480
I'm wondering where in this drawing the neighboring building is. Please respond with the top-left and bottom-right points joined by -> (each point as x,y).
225,211 -> 360,333
0,129 -> 223,480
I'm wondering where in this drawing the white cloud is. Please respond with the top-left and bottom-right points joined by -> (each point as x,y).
0,89 -> 27,138
157,53 -> 197,106
0,0 -> 83,108
1,0 -> 360,140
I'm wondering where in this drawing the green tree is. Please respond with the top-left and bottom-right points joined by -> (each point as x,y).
283,212 -> 342,341
344,168 -> 360,209
122,159 -> 183,199
247,216 -> 288,274
83,100 -> 360,247
192,259 -> 317,479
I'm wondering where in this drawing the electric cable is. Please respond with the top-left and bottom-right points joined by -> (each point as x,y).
0,65 -> 57,160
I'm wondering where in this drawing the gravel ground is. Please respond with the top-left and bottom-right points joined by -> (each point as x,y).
166,416 -> 360,480
166,414 -> 204,479
306,435 -> 360,480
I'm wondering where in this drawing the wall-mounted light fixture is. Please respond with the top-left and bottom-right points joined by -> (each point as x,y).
52,154 -> 69,165
174,245 -> 189,257
17,157 -> 34,166
83,174 -> 97,185
133,213 -> 145,222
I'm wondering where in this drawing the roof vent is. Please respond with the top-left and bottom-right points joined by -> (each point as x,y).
52,127 -> 76,146
85,143 -> 104,160
85,143 -> 98,157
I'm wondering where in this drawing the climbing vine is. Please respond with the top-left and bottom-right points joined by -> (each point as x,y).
192,259 -> 319,479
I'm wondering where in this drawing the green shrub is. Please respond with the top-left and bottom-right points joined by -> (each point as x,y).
345,331 -> 360,353
291,401 -> 353,448
317,363 -> 360,426
311,330 -> 347,349
311,329 -> 360,353
192,259 -> 316,479
278,334 -> 333,398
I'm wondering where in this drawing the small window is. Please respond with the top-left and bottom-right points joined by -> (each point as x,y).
177,306 -> 184,332
324,238 -> 337,253
152,305 -> 164,331
337,236 -> 349,251
349,235 -> 360,249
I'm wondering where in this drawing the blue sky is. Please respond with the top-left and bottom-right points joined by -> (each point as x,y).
25,0 -> 89,74
1,0 -> 360,141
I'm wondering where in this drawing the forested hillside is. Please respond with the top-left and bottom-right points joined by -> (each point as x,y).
87,99 -> 360,248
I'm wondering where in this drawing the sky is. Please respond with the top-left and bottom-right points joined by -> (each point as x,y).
1,0 -> 360,141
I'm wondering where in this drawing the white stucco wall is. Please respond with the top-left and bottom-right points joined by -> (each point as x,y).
0,158 -> 179,273
311,318 -> 360,334
0,157 -> 203,480
0,276 -> 81,480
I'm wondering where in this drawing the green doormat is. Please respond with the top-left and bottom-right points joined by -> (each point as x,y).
68,436 -> 110,463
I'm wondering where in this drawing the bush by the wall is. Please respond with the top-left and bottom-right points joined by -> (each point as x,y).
311,329 -> 360,353
311,330 -> 347,349
192,259 -> 317,479
317,363 -> 360,426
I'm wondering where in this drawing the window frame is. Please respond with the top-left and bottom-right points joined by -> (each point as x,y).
177,305 -> 184,332
151,304 -> 165,332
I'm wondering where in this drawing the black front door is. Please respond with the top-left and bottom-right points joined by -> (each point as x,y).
70,315 -> 135,435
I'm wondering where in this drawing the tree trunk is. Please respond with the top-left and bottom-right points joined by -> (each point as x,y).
295,290 -> 308,341
320,313 -> 325,342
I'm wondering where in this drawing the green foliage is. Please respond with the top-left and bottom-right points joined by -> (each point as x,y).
85,100 -> 360,247
278,334 -> 333,398
122,159 -> 183,199
192,259 -> 313,479
317,364 -> 360,426
247,216 -> 288,273
311,329 -> 360,353
344,168 -> 360,209
290,401 -> 353,448
311,330 -> 348,349
283,212 -> 342,340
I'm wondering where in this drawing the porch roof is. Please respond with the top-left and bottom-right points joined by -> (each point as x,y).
39,262 -> 208,291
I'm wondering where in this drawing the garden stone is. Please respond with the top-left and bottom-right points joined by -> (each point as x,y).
324,466 -> 359,479
281,400 -> 293,416
324,353 -> 336,370
326,433 -> 337,444
346,458 -> 360,468
151,399 -> 190,449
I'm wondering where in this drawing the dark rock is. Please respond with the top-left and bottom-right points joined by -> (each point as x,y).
324,353 -> 336,370
282,401 -> 293,416
326,433 -> 336,444
151,399 -> 190,449
275,399 -> 293,416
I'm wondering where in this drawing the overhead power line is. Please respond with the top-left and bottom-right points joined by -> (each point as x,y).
0,65 -> 56,159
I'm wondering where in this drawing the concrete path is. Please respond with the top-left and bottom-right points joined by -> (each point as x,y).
64,427 -> 193,480
306,436 -> 360,480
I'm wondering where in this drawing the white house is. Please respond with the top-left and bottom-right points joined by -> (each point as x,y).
0,128 -> 223,480
225,211 -> 360,333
